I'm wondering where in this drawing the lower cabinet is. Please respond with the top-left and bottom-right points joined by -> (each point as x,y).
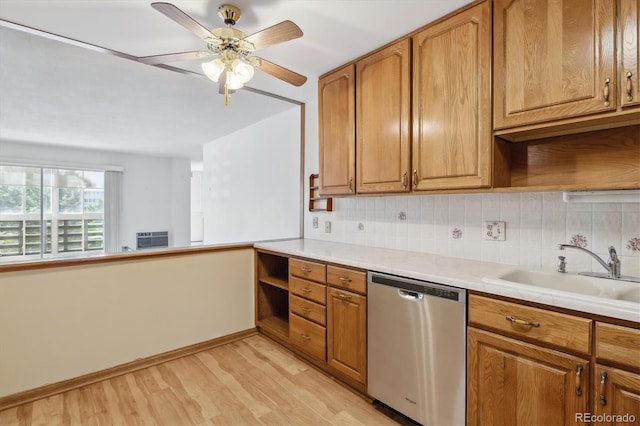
467,327 -> 589,425
255,249 -> 368,392
468,293 -> 640,426
593,322 -> 640,425
327,287 -> 366,384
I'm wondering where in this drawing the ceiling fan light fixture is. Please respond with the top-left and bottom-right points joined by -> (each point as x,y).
226,70 -> 245,90
232,58 -> 255,83
201,58 -> 225,82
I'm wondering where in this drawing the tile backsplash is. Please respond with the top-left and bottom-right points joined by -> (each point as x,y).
305,192 -> 640,277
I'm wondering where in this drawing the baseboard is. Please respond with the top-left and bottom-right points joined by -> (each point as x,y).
0,327 -> 257,411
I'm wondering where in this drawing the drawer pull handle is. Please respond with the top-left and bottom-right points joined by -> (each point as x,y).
300,267 -> 312,273
603,77 -> 611,106
338,276 -> 352,283
505,315 -> 540,327
599,371 -> 608,406
301,307 -> 311,313
626,71 -> 633,101
575,363 -> 584,397
302,287 -> 312,293
338,293 -> 352,300
300,333 -> 311,341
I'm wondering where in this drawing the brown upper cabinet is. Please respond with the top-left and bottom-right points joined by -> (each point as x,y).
319,65 -> 356,196
494,0 -> 639,131
356,39 -> 411,194
319,1 -> 491,195
621,0 -> 640,108
411,1 -> 492,190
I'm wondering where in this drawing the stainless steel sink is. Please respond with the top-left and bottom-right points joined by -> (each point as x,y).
484,269 -> 640,302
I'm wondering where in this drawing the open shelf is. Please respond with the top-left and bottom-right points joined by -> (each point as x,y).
256,251 -> 289,338
259,275 -> 288,290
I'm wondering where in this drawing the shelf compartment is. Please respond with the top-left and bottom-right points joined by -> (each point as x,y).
256,281 -> 289,338
257,251 -> 288,288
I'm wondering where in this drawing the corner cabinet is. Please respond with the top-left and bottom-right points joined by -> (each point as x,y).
356,39 -> 411,194
318,65 -> 356,196
255,250 -> 368,393
411,1 -> 492,190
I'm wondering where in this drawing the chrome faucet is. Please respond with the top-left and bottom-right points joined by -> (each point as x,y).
557,244 -> 621,279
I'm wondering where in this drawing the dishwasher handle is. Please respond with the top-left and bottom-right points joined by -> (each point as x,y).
398,289 -> 424,301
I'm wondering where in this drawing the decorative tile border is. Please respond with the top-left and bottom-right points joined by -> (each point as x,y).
452,228 -> 463,239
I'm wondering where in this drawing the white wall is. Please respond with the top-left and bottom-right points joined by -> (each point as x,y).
0,141 -> 191,250
304,192 -> 640,277
202,107 -> 301,244
0,249 -> 255,397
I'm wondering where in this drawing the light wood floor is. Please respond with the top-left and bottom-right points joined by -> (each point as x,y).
0,334 -> 409,426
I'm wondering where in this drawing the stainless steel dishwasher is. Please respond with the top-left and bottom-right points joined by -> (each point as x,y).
368,271 -> 467,426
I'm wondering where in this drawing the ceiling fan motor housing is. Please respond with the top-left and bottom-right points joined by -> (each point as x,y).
218,4 -> 241,26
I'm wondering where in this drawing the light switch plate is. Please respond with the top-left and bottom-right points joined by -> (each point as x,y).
485,221 -> 506,241
312,216 -> 319,228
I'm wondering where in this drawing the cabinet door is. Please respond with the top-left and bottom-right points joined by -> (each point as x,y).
593,366 -> 640,424
621,0 -> 640,108
356,39 -> 411,193
467,327 -> 589,426
494,0 -> 617,129
412,1 -> 492,190
318,65 -> 356,196
326,287 -> 366,384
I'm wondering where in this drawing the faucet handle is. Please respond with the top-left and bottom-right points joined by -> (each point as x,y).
608,246 -> 618,261
557,256 -> 567,273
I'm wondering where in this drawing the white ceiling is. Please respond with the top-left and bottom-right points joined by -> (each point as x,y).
0,0 -> 470,162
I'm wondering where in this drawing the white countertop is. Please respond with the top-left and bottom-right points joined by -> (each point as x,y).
254,239 -> 640,323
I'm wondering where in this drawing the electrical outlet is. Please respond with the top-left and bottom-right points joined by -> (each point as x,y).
485,221 -> 506,241
325,221 -> 332,233
312,216 -> 319,228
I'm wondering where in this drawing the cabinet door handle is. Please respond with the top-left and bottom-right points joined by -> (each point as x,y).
626,71 -> 634,101
604,78 -> 611,106
412,170 -> 418,189
402,171 -> 408,189
505,315 -> 540,327
599,371 -> 608,405
338,292 -> 352,300
300,333 -> 311,341
349,177 -> 354,192
575,363 -> 583,396
338,276 -> 352,283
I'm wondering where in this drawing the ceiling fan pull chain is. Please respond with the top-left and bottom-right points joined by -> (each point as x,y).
224,82 -> 230,106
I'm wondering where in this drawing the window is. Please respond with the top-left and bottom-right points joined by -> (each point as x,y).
0,165 -> 105,260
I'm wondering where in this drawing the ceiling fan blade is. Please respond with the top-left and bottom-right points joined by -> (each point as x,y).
137,51 -> 212,65
254,57 -> 307,87
151,2 -> 215,40
244,21 -> 302,50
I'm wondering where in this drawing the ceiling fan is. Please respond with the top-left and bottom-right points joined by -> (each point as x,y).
139,2 -> 307,105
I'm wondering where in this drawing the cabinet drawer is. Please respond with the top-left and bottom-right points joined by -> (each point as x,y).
468,295 -> 592,355
289,258 -> 326,283
290,313 -> 326,362
289,276 -> 327,305
595,322 -> 640,369
327,265 -> 366,294
290,294 -> 326,326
